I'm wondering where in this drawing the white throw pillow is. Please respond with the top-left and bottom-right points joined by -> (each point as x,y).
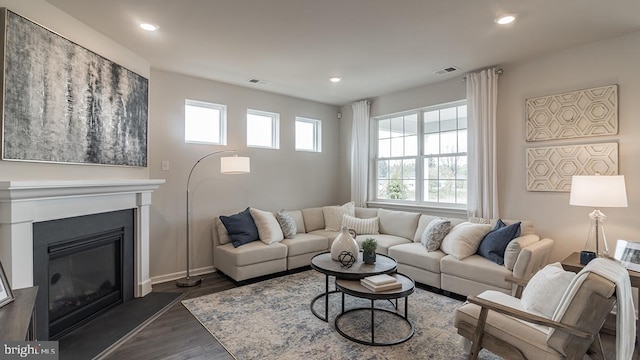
322,202 -> 355,231
521,262 -> 576,318
249,208 -> 285,244
341,214 -> 379,235
440,222 -> 492,260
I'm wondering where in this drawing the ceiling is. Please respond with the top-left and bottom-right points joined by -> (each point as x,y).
46,0 -> 640,106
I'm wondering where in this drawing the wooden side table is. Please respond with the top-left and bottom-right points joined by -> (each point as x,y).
561,252 -> 639,348
0,286 -> 38,341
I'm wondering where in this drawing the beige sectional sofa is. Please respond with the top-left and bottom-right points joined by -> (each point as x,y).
211,206 -> 554,297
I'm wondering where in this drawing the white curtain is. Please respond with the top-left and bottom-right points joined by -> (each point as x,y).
350,100 -> 370,207
466,69 -> 499,219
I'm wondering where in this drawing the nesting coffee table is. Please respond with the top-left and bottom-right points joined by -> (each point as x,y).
335,273 -> 415,346
310,252 -> 397,322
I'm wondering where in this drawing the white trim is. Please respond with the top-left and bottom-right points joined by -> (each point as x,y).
366,201 -> 467,219
150,266 -> 216,285
295,116 -> 322,152
247,109 -> 280,149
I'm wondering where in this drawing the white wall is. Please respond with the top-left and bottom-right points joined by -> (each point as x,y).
498,31 -> 640,262
0,0 -> 149,180
148,69 -> 341,281
340,31 -> 640,263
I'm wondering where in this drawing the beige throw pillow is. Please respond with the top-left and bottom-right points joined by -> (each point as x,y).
440,222 -> 492,260
322,201 -> 355,231
249,208 -> 285,245
521,262 -> 575,318
342,214 -> 379,235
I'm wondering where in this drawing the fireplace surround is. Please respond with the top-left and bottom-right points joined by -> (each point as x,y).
0,180 -> 164,306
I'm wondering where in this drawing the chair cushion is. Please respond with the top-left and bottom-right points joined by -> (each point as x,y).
301,207 -> 325,232
377,209 -> 420,240
355,234 -> 411,255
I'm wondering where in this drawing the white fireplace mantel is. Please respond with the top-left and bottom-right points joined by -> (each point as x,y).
0,179 -> 165,297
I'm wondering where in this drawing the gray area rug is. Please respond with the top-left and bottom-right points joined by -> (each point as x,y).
182,270 -> 501,360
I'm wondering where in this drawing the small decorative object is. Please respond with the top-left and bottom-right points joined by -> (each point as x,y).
0,261 -> 14,308
579,250 -> 597,265
362,238 -> 377,265
613,240 -> 640,272
338,251 -> 356,268
331,227 -> 358,261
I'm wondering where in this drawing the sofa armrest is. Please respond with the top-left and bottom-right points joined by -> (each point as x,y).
512,238 -> 554,280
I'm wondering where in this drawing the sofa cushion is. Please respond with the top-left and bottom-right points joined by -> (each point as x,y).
355,207 -> 378,219
441,222 -> 492,260
215,217 -> 231,245
301,207 -> 325,232
280,233 -> 328,257
355,234 -> 410,255
322,202 -> 355,231
421,218 -> 452,251
216,241 -> 288,267
477,220 -> 521,265
388,243 -> 445,273
219,208 -> 259,248
309,229 -> 340,245
276,210 -> 297,239
504,234 -> 540,270
250,208 -> 285,245
470,217 -> 535,236
521,263 -> 575,318
342,214 -> 379,235
441,254 -> 512,289
377,209 -> 420,240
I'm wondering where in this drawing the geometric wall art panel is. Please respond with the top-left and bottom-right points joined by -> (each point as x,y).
0,9 -> 148,166
526,142 -> 618,192
525,85 -> 617,142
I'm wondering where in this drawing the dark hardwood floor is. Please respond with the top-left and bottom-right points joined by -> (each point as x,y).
102,270 -> 628,360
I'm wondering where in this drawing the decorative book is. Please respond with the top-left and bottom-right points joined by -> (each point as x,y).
361,275 -> 402,292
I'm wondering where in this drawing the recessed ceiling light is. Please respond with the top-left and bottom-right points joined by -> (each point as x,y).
329,77 -> 342,83
495,14 -> 516,25
139,23 -> 159,31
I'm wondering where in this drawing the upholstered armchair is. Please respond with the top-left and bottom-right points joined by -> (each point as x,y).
453,259 -> 633,360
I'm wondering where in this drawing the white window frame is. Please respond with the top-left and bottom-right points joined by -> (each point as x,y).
184,99 -> 227,145
295,117 -> 322,152
246,109 -> 280,149
371,100 -> 467,210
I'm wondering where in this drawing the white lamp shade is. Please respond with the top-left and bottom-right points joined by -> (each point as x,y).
569,175 -> 628,208
220,156 -> 250,174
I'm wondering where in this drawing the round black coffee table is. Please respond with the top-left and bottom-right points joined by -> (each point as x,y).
310,252 -> 397,322
334,273 -> 415,346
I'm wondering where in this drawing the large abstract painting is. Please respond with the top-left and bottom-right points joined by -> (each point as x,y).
0,9 -> 148,166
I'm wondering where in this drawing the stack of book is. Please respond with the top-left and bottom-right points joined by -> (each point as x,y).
360,274 -> 402,292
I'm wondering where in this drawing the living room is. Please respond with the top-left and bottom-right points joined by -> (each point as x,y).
0,0 -> 638,359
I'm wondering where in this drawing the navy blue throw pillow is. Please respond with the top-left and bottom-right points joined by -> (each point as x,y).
220,208 -> 259,248
477,220 -> 521,265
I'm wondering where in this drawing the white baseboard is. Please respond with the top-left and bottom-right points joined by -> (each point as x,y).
150,266 -> 217,285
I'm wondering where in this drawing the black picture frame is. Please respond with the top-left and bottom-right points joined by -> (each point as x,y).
0,260 -> 14,308
0,8 -> 148,166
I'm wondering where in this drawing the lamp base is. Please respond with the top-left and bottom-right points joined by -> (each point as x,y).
176,276 -> 202,287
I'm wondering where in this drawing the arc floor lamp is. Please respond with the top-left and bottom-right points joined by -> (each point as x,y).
177,150 -> 250,287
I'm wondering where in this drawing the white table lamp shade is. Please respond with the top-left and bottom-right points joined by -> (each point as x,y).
569,175 -> 628,208
221,156 -> 250,174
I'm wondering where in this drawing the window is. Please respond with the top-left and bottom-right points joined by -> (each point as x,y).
184,99 -> 226,145
295,117 -> 322,152
247,109 -> 279,149
374,101 -> 467,207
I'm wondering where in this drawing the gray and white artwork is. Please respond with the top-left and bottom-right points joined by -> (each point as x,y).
1,10 -> 148,166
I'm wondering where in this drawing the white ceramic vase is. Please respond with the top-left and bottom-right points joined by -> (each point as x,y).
331,226 -> 359,261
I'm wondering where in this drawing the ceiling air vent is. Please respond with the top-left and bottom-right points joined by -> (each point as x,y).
433,66 -> 459,75
248,78 -> 268,85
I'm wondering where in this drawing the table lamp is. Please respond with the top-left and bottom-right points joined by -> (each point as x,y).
569,174 -> 627,262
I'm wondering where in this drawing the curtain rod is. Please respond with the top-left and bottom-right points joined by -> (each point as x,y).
462,68 -> 503,82
350,99 -> 371,107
